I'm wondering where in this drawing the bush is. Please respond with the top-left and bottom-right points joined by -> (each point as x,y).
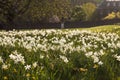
81,2 -> 96,21
103,12 -> 116,20
103,12 -> 120,20
71,5 -> 86,21
71,2 -> 96,21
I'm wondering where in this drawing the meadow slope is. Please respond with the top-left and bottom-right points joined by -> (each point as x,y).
0,25 -> 120,80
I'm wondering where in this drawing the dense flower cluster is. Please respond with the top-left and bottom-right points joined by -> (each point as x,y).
9,51 -> 25,64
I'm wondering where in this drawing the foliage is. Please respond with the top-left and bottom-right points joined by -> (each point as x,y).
0,26 -> 120,80
26,0 -> 71,22
70,0 -> 100,6
103,12 -> 120,20
81,2 -> 96,21
0,0 -> 99,24
71,5 -> 86,21
116,12 -> 120,18
0,0 -> 71,24
71,2 -> 96,21
103,12 -> 116,20
0,0 -> 31,27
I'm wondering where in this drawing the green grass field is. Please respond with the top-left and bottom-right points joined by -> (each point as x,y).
0,25 -> 120,80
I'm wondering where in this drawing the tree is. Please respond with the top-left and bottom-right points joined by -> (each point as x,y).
81,2 -> 96,21
26,0 -> 71,23
0,0 -> 31,28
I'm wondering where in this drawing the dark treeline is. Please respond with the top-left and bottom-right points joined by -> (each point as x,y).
0,19 -> 120,30
2,0 -> 120,30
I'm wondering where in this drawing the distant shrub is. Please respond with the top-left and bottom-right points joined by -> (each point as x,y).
103,12 -> 116,20
116,12 -> 120,18
71,5 -> 86,21
103,12 -> 120,20
81,2 -> 96,21
71,2 -> 96,21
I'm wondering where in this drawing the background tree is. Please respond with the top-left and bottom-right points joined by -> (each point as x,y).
25,0 -> 71,23
71,5 -> 86,21
0,0 -> 31,28
70,2 -> 96,21
81,2 -> 96,21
